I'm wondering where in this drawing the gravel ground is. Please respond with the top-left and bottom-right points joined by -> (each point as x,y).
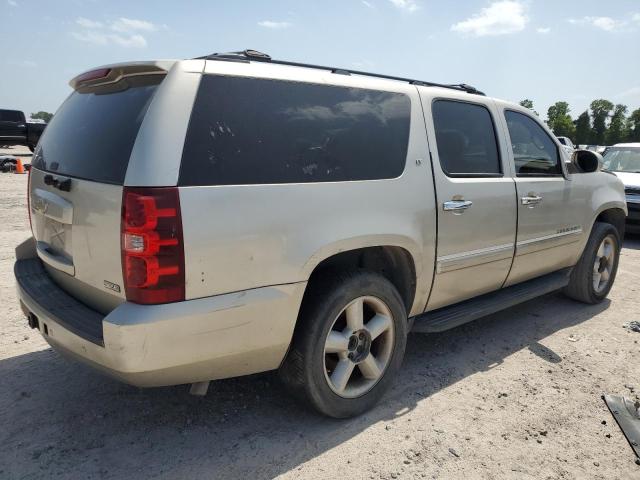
1,150 -> 639,479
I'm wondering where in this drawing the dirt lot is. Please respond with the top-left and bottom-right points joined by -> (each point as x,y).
1,149 -> 639,479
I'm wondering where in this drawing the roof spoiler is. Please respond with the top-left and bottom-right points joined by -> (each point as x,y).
69,61 -> 176,91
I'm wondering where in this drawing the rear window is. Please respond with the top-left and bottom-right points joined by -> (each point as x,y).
32,75 -> 162,185
179,75 -> 411,186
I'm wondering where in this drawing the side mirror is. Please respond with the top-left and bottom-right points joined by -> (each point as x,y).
571,149 -> 602,173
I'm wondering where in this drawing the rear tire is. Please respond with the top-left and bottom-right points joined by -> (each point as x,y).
564,222 -> 620,304
280,270 -> 408,418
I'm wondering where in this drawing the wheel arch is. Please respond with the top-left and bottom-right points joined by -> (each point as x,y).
593,206 -> 626,238
301,242 -> 419,316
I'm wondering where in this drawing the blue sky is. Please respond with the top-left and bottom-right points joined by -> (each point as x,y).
2,0 -> 639,121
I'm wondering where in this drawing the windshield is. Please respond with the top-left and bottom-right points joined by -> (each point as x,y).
602,147 -> 640,173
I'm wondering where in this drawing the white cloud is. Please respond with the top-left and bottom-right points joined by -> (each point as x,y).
72,30 -> 147,48
76,17 -> 103,28
72,16 -> 158,48
257,20 -> 292,29
7,0 -> 17,6
111,17 -> 158,33
633,13 -> 640,23
536,27 -> 551,34
591,16 -> 617,31
451,1 -> 528,37
569,16 -> 622,31
361,0 -> 374,8
388,0 -> 419,12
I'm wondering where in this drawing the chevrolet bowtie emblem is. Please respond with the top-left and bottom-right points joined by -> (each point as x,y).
32,198 -> 48,214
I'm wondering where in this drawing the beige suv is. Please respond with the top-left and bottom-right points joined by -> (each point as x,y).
15,50 -> 627,418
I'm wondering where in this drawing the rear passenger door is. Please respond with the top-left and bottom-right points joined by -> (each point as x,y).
421,95 -> 517,310
500,110 -> 585,286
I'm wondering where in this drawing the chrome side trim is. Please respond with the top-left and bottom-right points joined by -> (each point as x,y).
436,243 -> 513,273
516,227 -> 583,255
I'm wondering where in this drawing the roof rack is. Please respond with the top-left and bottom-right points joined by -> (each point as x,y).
195,49 -> 485,96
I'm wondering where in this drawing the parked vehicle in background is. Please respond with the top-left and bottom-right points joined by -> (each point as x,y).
0,109 -> 46,151
556,136 -> 575,155
13,51 -> 628,418
602,143 -> 640,234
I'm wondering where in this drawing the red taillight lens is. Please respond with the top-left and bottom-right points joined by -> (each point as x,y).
121,187 -> 185,304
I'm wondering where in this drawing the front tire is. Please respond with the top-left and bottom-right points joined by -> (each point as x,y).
564,222 -> 621,304
280,270 -> 408,418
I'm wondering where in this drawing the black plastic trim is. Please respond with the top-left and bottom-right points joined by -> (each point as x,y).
412,268 -> 572,333
14,258 -> 105,346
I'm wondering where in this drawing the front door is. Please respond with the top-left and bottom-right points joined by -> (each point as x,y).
500,109 -> 586,286
420,95 -> 517,310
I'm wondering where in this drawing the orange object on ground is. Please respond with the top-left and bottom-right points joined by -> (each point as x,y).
15,158 -> 26,174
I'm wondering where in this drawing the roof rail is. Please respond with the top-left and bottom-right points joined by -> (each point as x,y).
195,49 -> 486,96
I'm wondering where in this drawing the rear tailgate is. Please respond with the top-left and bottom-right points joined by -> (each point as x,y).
29,65 -> 168,314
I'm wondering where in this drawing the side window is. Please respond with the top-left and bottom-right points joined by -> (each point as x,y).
505,110 -> 561,176
432,100 -> 501,176
179,76 -> 411,186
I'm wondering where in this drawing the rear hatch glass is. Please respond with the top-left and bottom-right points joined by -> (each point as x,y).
32,75 -> 162,185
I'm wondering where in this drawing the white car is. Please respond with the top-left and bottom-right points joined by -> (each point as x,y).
602,143 -> 640,233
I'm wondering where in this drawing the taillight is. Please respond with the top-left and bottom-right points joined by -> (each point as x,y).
121,187 -> 185,304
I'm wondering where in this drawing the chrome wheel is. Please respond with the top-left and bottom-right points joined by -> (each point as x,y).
593,235 -> 616,293
323,296 -> 395,398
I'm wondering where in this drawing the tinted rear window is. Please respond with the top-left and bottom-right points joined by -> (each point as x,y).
32,76 -> 162,185
179,75 -> 411,186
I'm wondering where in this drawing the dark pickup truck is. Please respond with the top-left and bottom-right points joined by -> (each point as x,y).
0,109 -> 46,151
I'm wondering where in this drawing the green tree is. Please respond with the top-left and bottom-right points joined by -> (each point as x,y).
626,108 -> 640,142
519,99 -> 538,116
589,99 -> 613,145
574,110 -> 591,146
30,111 -> 53,123
606,104 -> 628,145
546,101 -> 575,140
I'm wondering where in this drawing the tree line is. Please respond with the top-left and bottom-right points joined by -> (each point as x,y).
519,99 -> 640,146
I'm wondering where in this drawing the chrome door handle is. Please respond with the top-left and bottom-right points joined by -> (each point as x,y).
521,195 -> 543,207
443,200 -> 473,213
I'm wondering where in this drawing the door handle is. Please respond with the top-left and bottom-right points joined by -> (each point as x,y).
521,195 -> 543,207
443,200 -> 473,213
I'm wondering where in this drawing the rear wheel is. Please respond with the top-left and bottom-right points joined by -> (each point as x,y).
564,222 -> 620,304
280,270 -> 407,418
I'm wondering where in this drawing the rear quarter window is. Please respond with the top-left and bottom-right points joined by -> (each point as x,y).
179,75 -> 411,186
32,75 -> 162,185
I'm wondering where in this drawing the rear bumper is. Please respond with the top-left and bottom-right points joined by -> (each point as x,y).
15,256 -> 306,387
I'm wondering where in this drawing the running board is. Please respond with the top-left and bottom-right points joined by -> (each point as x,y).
412,268 -> 572,333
